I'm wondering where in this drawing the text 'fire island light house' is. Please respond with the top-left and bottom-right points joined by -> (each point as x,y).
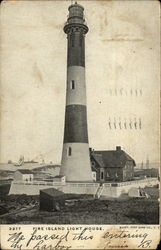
60,2 -> 93,182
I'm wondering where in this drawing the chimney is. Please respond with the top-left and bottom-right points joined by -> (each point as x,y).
116,146 -> 121,151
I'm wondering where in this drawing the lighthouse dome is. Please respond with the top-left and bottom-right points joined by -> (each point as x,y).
67,2 -> 85,25
64,2 -> 88,34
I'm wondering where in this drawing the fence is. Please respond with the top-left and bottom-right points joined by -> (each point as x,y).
10,178 -> 158,196
102,178 -> 158,198
12,181 -> 65,186
103,178 -> 158,187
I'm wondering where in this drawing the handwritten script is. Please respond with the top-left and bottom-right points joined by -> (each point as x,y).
102,229 -> 152,249
5,226 -> 157,249
7,227 -> 94,250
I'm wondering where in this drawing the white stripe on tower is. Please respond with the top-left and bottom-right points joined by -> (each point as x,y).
66,66 -> 86,106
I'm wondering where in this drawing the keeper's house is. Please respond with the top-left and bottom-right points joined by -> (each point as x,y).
90,146 -> 136,182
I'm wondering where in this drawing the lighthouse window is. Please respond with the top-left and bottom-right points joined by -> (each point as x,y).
71,35 -> 75,47
70,80 -> 75,90
67,147 -> 72,156
79,35 -> 83,47
79,37 -> 82,47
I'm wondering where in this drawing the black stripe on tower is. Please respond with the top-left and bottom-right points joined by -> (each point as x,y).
64,105 -> 88,143
67,32 -> 85,67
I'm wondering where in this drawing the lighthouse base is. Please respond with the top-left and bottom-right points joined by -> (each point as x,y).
60,143 -> 93,182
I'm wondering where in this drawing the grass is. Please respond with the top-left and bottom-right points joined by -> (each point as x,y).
0,186 -> 159,224
0,181 -> 159,224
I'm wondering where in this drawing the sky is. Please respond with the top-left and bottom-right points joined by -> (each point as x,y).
0,0 -> 160,164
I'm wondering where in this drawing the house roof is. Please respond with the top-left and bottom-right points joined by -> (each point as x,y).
92,154 -> 105,168
91,149 -> 136,168
17,169 -> 33,174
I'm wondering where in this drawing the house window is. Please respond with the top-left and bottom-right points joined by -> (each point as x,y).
92,161 -> 95,167
106,172 -> 110,177
115,172 -> 118,178
67,147 -> 72,156
92,172 -> 96,178
92,172 -> 96,181
70,80 -> 75,90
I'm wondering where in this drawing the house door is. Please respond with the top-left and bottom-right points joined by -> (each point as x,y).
100,170 -> 104,182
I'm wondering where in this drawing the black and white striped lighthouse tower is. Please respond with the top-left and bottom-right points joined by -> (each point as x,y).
60,2 -> 93,182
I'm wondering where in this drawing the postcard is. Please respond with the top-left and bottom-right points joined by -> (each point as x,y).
0,0 -> 160,249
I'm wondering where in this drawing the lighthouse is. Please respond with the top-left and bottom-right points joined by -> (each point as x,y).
60,2 -> 93,182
